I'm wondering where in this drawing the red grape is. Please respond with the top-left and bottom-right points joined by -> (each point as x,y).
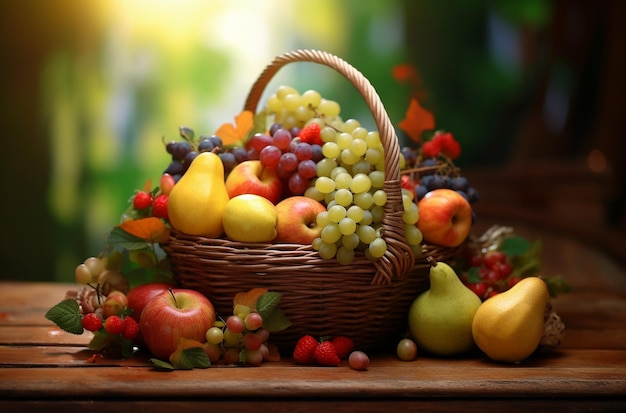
259,145 -> 282,168
348,351 -> 370,371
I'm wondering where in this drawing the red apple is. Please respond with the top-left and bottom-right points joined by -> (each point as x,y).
274,196 -> 327,244
417,188 -> 472,247
126,282 -> 173,322
140,289 -> 215,360
225,160 -> 283,204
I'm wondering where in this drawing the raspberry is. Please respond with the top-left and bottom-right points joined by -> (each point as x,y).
436,132 -> 461,159
122,316 -> 140,341
133,191 -> 153,210
331,336 -> 354,359
81,313 -> 103,332
151,194 -> 169,220
314,340 -> 340,367
103,315 -> 125,335
299,123 -> 323,145
422,140 -> 440,158
293,335 -> 319,365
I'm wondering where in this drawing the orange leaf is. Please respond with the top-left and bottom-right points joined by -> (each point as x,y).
398,98 -> 435,143
214,110 -> 254,146
233,288 -> 268,311
141,179 -> 153,193
120,217 -> 170,244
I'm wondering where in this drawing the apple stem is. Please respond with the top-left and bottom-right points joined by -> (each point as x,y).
426,256 -> 438,267
169,288 -> 179,308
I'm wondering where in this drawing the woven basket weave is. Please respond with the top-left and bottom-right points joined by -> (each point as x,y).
163,49 -> 459,352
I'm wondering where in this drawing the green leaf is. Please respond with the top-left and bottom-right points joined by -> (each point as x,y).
45,299 -> 83,334
107,227 -> 151,251
466,266 -> 481,283
499,236 -> 531,256
88,330 -> 112,351
256,291 -> 282,320
170,347 -> 211,370
150,358 -> 175,370
543,275 -> 572,297
262,308 -> 292,333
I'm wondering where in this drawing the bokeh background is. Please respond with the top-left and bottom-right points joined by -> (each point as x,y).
1,0 -> 624,283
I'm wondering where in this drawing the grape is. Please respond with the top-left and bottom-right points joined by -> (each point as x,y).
223,348 -> 241,365
415,184 -> 428,200
348,351 -> 370,371
278,152 -> 298,172
356,225 -> 377,244
206,326 -> 225,345
350,173 -> 371,194
295,106 -> 315,122
198,138 -> 215,152
256,328 -> 270,343
404,224 -> 423,246
297,159 -> 317,179
368,237 -> 387,258
315,177 -> 336,193
369,171 -> 385,189
396,338 -> 418,361
283,93 -> 302,111
321,223 -> 342,244
327,205 -> 347,223
273,128 -> 292,151
346,205 -> 364,223
336,133 -> 353,150
320,126 -> 337,143
165,161 -> 184,176
318,241 -> 338,259
322,142 -> 340,159
249,133 -> 273,153
340,148 -> 360,165
223,329 -> 242,346
75,264 -> 93,284
343,118 -> 360,133
288,172 -> 309,195
360,209 -> 373,225
245,349 -> 264,366
342,233 -> 360,250
353,192 -> 373,209
171,141 -> 191,161
350,138 -> 367,157
336,246 -> 355,265
294,142 -> 313,161
259,145 -> 282,168
370,205 -> 384,223
351,160 -> 372,175
365,148 -> 383,165
242,333 -> 262,351
365,131 -> 381,148
318,99 -> 340,117
316,211 -> 331,227
83,257 -> 104,279
402,203 -> 419,225
301,89 -> 322,107
219,152 -> 236,173
372,190 -> 387,206
334,172 -> 352,189
401,147 -> 417,168
351,127 -> 368,141
316,157 -> 337,177
338,217 -> 357,235
226,315 -> 245,334
244,312 -> 263,331
467,187 -> 480,203
334,188 -> 353,207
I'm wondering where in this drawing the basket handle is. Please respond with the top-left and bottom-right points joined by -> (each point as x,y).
243,49 -> 414,285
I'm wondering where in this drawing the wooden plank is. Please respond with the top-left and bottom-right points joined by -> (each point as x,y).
0,326 -> 92,346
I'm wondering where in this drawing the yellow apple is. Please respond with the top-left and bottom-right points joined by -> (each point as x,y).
223,194 -> 277,242
417,189 -> 472,247
275,196 -> 327,244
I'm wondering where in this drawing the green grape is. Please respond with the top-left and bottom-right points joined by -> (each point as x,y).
350,173 -> 372,194
327,205 -> 347,223
368,237 -> 387,258
316,157 -> 337,177
336,246 -> 355,265
283,93 -> 302,111
322,142 -> 341,159
304,186 -> 325,202
267,94 -> 283,113
374,161 -> 385,172
325,192 -> 336,205
351,160 -> 372,175
365,148 -> 383,166
342,233 -> 360,250
343,118 -> 361,133
320,126 -> 337,143
350,138 -> 368,157
330,166 -> 349,180
336,132 -> 353,150
321,223 -> 342,244
318,99 -> 341,118
341,148 -> 360,165
223,329 -> 242,346
282,114 -> 297,129
295,106 -> 315,122
318,241 -> 338,259
402,194 -> 414,211
360,209 -> 373,225
371,205 -> 384,223
315,177 -> 336,193
83,257 -> 104,279
206,326 -> 225,345
334,172 -> 352,189
351,127 -> 368,140
356,225 -> 377,244
365,131 -> 381,149
354,192 -> 374,209
276,85 -> 298,99
75,264 -> 93,285
338,217 -> 357,235
312,237 -> 324,250
316,211 -> 331,227
372,190 -> 387,206
302,89 -> 322,107
334,188 -> 353,207
402,203 -> 419,225
404,224 -> 423,246
346,205 -> 364,223
369,170 -> 385,188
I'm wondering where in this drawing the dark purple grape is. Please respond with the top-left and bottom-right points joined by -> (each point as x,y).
209,135 -> 223,148
231,147 -> 248,163
165,160 -> 185,176
429,174 -> 446,190
451,176 -> 469,192
269,123 -> 283,136
420,158 -> 438,175
420,175 -> 434,190
467,187 -> 480,204
171,141 -> 191,161
415,184 -> 428,200
456,190 -> 469,202
183,151 -> 199,170
198,138 -> 215,153
401,147 -> 417,168
219,152 -> 236,173
289,126 -> 301,138
311,144 -> 323,162
166,141 -> 177,155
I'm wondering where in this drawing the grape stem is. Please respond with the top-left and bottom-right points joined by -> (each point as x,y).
427,256 -> 437,267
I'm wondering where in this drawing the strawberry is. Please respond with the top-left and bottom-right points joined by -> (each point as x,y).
81,312 -> 102,332
133,191 -> 153,210
103,315 -> 125,335
314,340 -> 340,367
331,336 -> 354,359
293,335 -> 318,365
122,316 -> 140,341
151,194 -> 169,220
298,122 -> 323,145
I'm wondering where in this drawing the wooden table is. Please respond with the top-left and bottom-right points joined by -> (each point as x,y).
1,225 -> 625,412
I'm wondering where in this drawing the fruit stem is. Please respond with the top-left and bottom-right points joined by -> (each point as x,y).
427,256 -> 437,267
168,288 -> 179,308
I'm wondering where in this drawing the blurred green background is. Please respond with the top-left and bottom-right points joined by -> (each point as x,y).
1,0 -> 623,282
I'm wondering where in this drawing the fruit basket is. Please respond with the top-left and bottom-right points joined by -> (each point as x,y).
162,49 -> 462,351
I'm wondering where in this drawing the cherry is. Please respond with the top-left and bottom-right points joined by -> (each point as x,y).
483,250 -> 506,269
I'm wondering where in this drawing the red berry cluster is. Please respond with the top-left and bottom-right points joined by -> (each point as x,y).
130,173 -> 173,222
462,250 -> 520,301
422,132 -> 461,159
293,335 -> 354,367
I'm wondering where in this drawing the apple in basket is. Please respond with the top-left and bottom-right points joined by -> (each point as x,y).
140,289 -> 215,360
225,160 -> 283,204
274,196 -> 327,244
417,189 -> 472,248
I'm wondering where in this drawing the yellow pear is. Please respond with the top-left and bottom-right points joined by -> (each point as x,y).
471,276 -> 550,363
167,152 -> 229,237
408,258 -> 482,356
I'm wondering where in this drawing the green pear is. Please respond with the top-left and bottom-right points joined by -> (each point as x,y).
167,152 -> 229,237
408,257 -> 482,356
472,276 -> 550,363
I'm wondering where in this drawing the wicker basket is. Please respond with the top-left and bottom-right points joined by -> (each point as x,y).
163,49 -> 459,352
